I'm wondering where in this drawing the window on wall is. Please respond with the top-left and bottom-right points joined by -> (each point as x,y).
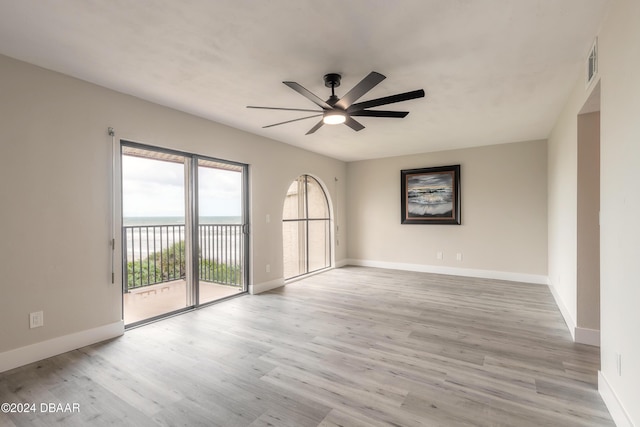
282,175 -> 332,280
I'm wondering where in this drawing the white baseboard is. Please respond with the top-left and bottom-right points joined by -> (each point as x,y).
599,371 -> 635,427
335,259 -> 349,268
575,327 -> 600,347
547,281 -> 601,346
250,278 -> 285,294
547,280 -> 577,341
0,321 -> 124,374
252,262 -> 354,294
346,259 -> 548,285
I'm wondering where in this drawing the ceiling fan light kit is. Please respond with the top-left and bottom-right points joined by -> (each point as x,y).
323,110 -> 346,125
247,71 -> 425,134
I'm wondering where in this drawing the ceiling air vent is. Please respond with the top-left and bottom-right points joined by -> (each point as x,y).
586,38 -> 598,86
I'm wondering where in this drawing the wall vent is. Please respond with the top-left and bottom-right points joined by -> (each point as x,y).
586,38 -> 598,87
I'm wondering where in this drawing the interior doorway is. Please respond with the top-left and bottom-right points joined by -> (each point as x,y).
576,81 -> 601,345
121,142 -> 249,326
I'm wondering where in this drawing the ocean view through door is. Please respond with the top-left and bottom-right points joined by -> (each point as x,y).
121,143 -> 248,326
197,158 -> 246,304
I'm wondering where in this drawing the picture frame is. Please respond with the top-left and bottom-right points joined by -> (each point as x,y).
401,164 -> 461,224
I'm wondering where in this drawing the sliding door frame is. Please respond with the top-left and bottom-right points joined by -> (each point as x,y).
120,140 -> 250,327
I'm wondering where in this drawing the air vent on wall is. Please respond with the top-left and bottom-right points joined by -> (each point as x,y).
587,38 -> 598,86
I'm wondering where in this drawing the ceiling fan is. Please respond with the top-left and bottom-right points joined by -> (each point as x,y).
247,71 -> 425,135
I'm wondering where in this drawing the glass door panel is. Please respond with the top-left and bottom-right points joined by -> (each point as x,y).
121,146 -> 190,326
197,159 -> 246,304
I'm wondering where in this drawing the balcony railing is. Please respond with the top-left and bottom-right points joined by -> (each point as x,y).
123,223 -> 244,291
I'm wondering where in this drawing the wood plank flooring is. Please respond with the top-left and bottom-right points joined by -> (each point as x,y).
0,267 -> 613,426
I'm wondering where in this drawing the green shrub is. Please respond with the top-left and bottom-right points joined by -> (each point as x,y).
127,240 -> 241,290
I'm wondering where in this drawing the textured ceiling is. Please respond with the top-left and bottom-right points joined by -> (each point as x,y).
0,0 -> 609,161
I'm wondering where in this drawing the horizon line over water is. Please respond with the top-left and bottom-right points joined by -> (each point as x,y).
124,216 -> 242,226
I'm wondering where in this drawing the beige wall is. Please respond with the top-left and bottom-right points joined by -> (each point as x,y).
547,75 -> 585,337
597,0 -> 640,424
346,140 -> 547,280
0,54 -> 347,356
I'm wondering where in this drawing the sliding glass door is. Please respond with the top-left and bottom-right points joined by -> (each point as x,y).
197,158 -> 246,304
121,143 -> 248,326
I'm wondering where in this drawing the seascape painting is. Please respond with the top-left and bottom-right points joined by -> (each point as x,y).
401,165 -> 461,224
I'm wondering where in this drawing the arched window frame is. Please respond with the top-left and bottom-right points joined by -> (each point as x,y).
282,175 -> 332,280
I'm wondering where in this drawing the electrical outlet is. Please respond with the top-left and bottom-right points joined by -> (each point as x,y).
266,214 -> 270,223
266,264 -> 270,273
456,253 -> 463,261
29,311 -> 44,329
436,251 -> 443,260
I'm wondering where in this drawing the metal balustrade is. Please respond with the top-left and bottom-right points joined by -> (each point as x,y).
123,224 -> 244,291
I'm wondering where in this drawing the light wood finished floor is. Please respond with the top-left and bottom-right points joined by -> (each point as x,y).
0,267 -> 613,426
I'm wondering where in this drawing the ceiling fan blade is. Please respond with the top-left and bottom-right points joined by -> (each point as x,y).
334,71 -> 386,110
262,114 -> 323,129
350,110 -> 409,118
247,106 -> 323,113
283,81 -> 333,109
348,89 -> 425,112
306,120 -> 325,135
344,116 -> 365,132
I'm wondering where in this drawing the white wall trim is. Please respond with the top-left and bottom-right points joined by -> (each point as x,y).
252,263 -> 348,295
0,321 -> 124,374
547,280 -> 577,341
285,267 -> 332,284
335,259 -> 349,268
250,278 -> 285,294
346,259 -> 548,285
575,327 -> 600,347
599,371 -> 635,427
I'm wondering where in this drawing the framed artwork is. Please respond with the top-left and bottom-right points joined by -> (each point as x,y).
401,164 -> 461,224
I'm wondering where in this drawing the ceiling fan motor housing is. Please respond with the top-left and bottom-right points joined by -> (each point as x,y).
323,73 -> 341,88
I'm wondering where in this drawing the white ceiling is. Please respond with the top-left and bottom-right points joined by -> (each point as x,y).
0,0 -> 609,161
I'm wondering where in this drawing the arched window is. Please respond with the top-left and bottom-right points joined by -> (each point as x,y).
282,175 -> 332,280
